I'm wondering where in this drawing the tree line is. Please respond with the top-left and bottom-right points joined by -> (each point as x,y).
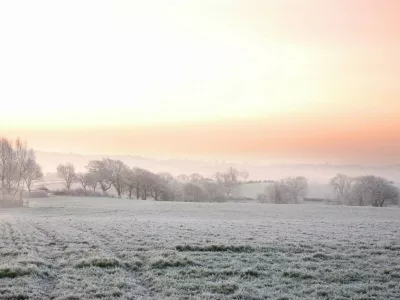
257,176 -> 309,204
56,160 -> 248,202
52,164 -> 400,207
1,137 -> 398,207
330,173 -> 399,207
256,174 -> 398,206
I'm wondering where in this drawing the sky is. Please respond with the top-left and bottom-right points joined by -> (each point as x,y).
0,0 -> 399,165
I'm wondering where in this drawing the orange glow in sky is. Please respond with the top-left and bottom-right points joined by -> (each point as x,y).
1,0 -> 399,164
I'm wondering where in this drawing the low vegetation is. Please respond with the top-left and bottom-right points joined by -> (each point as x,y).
0,197 -> 399,299
149,256 -> 195,269
53,188 -> 106,198
176,244 -> 256,252
0,266 -> 33,279
75,257 -> 121,269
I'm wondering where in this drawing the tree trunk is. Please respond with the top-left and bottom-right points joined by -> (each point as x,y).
100,181 -> 111,193
26,181 -> 31,192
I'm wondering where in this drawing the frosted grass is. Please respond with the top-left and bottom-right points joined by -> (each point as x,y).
0,197 -> 399,299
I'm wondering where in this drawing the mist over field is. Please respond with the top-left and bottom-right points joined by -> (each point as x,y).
0,146 -> 399,300
1,139 -> 399,300
35,151 -> 400,181
35,151 -> 400,198
2,0 -> 400,299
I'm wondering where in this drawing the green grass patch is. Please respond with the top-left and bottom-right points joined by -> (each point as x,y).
241,268 -> 263,278
0,266 -> 32,278
75,257 -> 121,269
150,256 -> 196,269
312,253 -> 331,260
209,283 -> 238,295
176,244 -> 255,253
282,270 -> 315,280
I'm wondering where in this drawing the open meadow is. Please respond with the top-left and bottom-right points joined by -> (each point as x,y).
0,197 -> 399,300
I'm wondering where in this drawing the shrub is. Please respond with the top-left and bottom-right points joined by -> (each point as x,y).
24,190 -> 48,198
53,188 -> 106,197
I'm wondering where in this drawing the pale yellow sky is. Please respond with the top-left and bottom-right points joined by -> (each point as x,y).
1,0 -> 399,164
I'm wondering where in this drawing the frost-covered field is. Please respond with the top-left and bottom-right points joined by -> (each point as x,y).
0,197 -> 399,300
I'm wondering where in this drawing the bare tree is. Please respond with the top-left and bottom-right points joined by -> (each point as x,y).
262,177 -> 308,204
0,137 -> 38,201
133,167 -> 146,199
86,160 -> 112,193
151,172 -> 176,201
151,173 -> 183,201
23,161 -> 43,192
123,167 -> 149,199
265,181 -> 289,203
337,174 -> 400,207
85,172 -> 99,192
76,172 -> 90,190
56,163 -> 76,190
0,138 -> 13,191
101,158 -> 128,198
99,179 -> 112,193
369,177 -> 398,207
87,158 -> 129,198
150,173 -> 165,201
200,180 -> 225,202
11,139 -> 36,198
140,170 -> 157,200
214,167 -> 243,198
163,179 -> 183,201
349,175 -> 399,207
347,178 -> 366,206
283,176 -> 308,203
330,173 -> 353,203
124,168 -> 136,199
183,182 -> 207,202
